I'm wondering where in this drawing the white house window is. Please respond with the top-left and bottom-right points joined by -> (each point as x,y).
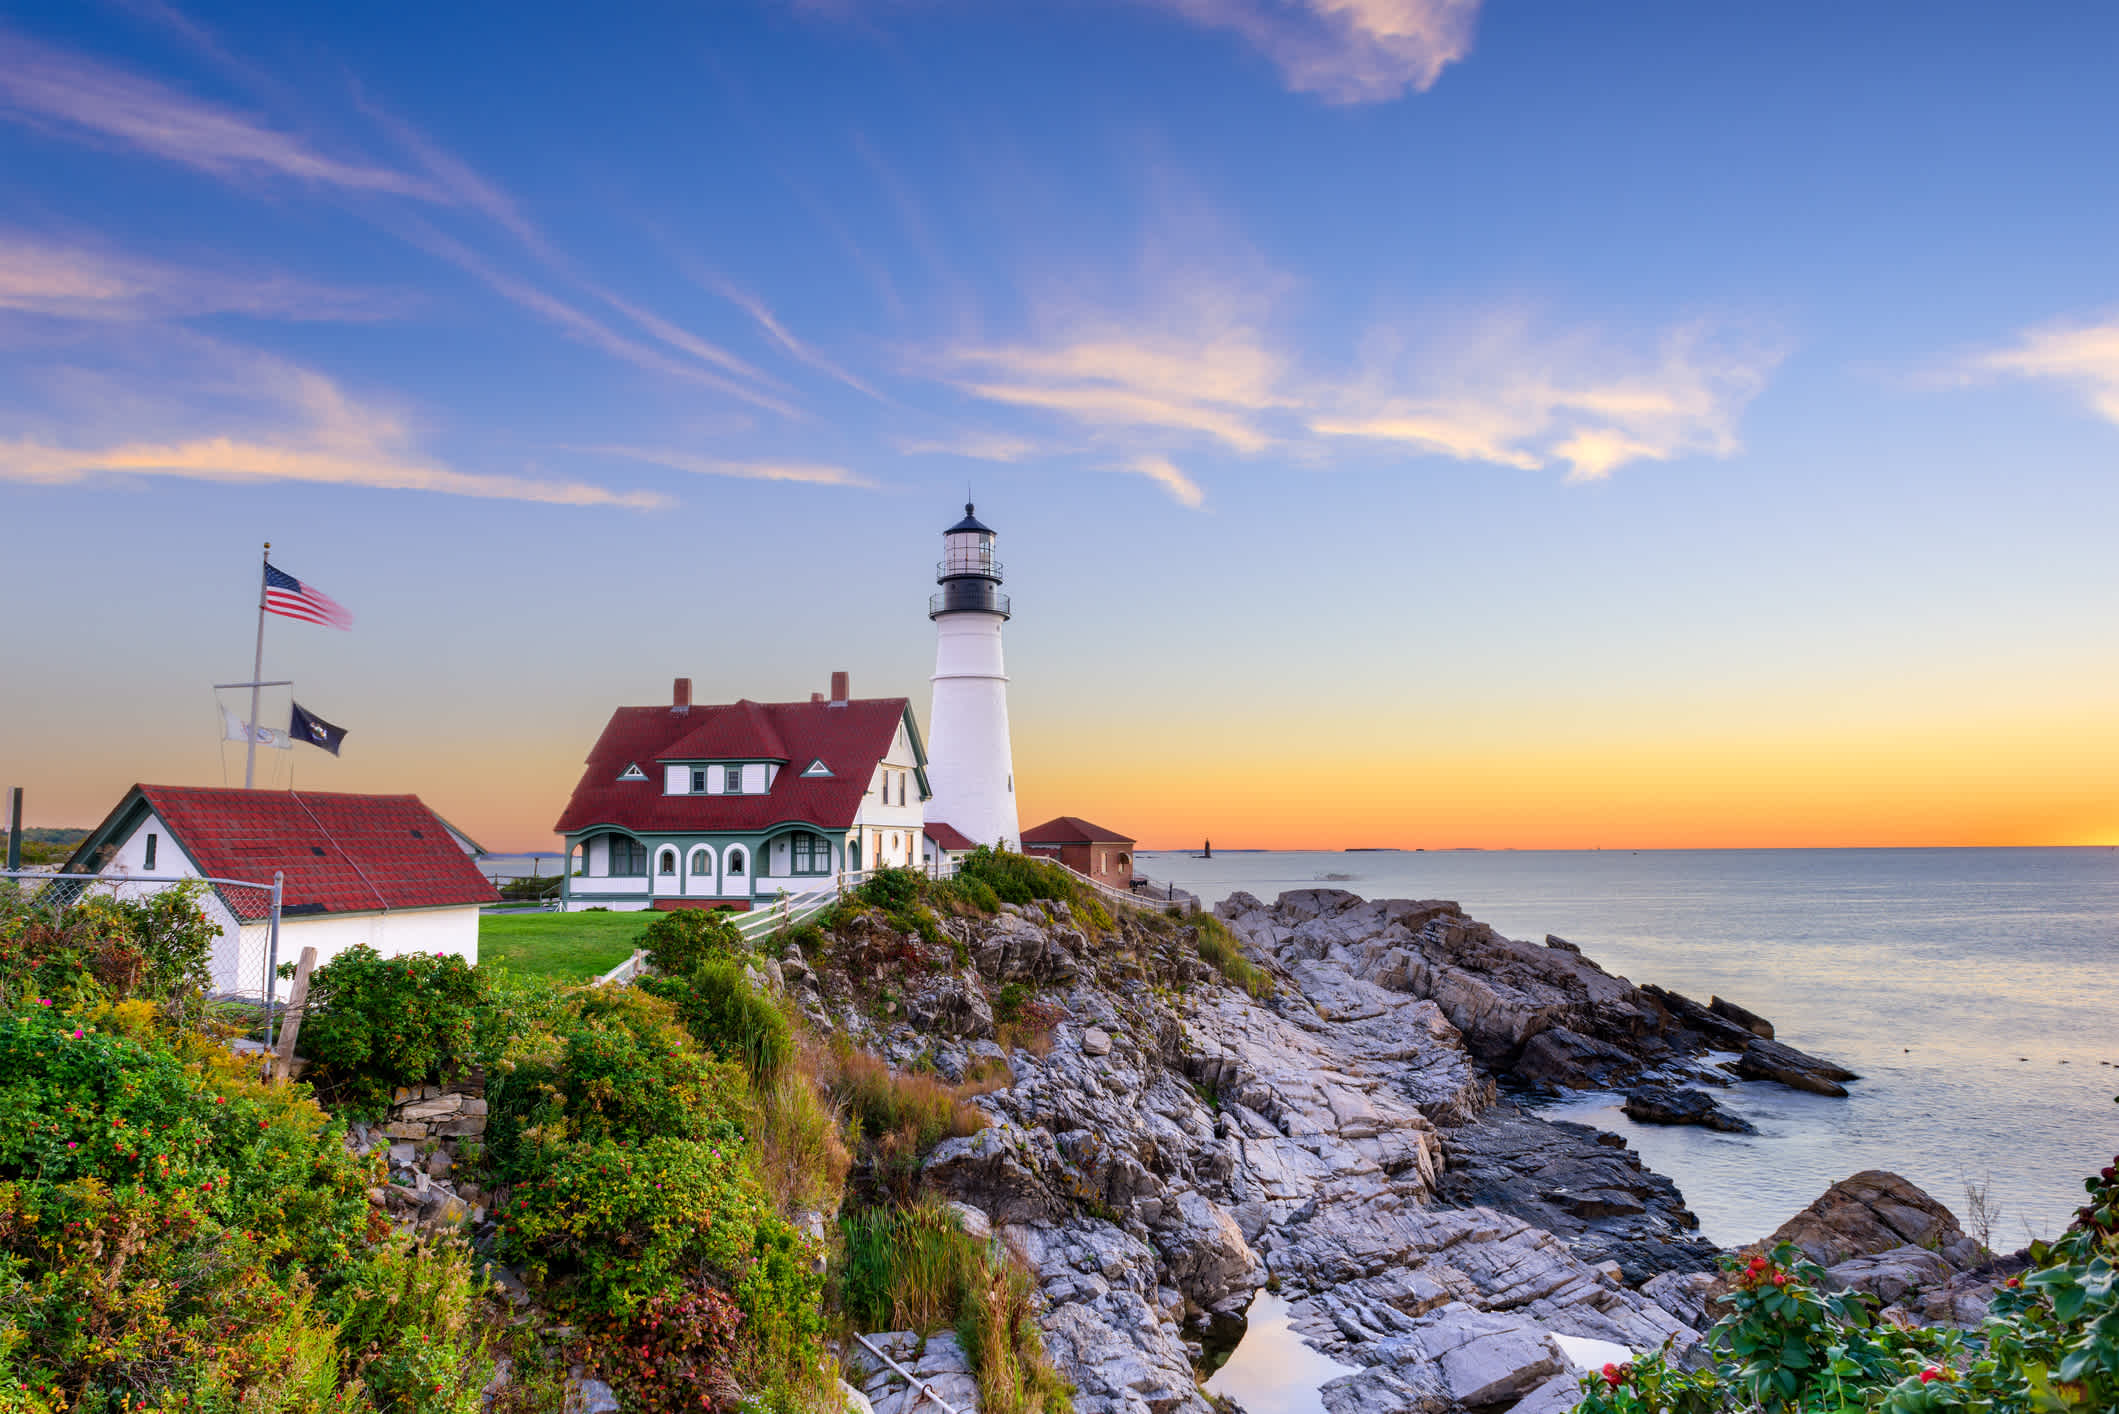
688,845 -> 713,877
658,848 -> 678,876
691,768 -> 707,793
791,832 -> 831,875
898,771 -> 908,803
725,765 -> 743,794
725,846 -> 748,877
144,833 -> 157,870
609,836 -> 648,877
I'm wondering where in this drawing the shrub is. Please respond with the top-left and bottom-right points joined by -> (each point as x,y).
0,1005 -> 383,1412
297,946 -> 487,1118
640,909 -> 747,976
995,983 -> 1027,1025
498,1134 -> 823,1353
956,848 -> 1074,909
857,869 -> 923,914
596,1281 -> 745,1414
329,1234 -> 494,1414
944,875 -> 1002,915
1570,1127 -> 2119,1414
643,960 -> 793,1085
484,987 -> 748,1179
0,880 -> 218,1020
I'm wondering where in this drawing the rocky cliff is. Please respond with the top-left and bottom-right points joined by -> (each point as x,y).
779,885 -> 1892,1414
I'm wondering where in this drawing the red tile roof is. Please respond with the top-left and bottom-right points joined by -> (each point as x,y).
1021,815 -> 1135,846
78,785 -> 498,916
922,820 -> 977,852
553,696 -> 917,836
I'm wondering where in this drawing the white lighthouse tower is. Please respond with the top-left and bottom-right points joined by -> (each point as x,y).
925,504 -> 1018,850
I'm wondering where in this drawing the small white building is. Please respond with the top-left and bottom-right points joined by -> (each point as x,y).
66,784 -> 497,989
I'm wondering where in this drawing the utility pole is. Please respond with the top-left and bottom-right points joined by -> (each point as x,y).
5,787 -> 21,871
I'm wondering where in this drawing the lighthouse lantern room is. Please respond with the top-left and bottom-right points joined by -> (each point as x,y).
924,504 -> 1019,850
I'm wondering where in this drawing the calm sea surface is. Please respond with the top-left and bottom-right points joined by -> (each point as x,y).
1137,847 -> 2119,1249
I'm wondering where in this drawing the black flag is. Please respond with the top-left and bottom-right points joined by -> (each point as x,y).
289,702 -> 348,756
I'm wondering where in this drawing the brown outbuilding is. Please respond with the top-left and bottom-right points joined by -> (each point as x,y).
1020,815 -> 1136,890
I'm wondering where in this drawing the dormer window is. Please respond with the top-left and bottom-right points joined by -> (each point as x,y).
691,768 -> 707,794
802,759 -> 832,778
724,765 -> 743,794
618,763 -> 647,781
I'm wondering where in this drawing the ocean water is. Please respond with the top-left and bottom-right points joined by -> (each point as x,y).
1137,847 -> 2119,1249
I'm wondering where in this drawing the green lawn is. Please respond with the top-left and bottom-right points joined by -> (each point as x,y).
478,910 -> 647,981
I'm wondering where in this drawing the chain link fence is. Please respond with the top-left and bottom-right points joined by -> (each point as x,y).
1,870 -> 285,1001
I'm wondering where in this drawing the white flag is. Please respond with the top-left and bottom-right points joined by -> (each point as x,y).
223,707 -> 292,750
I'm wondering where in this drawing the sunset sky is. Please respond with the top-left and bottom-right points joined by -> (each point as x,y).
4,1 -> 2118,851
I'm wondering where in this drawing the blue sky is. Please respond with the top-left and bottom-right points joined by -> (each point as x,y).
5,1 -> 2118,848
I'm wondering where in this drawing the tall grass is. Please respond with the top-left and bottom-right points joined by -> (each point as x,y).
837,1200 -> 989,1333
1189,914 -> 1272,998
828,1047 -> 988,1152
834,1202 -> 1071,1414
757,1062 -> 852,1215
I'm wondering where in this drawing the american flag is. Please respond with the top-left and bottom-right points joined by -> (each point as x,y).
263,563 -> 353,629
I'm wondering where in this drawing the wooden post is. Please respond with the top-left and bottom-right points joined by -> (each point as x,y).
272,946 -> 318,1084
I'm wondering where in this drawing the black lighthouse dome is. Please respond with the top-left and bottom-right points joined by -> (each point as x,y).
931,502 -> 1010,619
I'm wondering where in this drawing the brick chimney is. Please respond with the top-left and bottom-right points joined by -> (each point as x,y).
811,692 -> 825,703
829,670 -> 850,704
672,677 -> 692,714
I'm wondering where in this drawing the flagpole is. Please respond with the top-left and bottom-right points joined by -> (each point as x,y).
245,542 -> 270,790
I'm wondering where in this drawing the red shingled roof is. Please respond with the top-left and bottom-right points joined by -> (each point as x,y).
662,699 -> 789,762
554,696 -> 916,835
76,785 -> 497,916
1021,815 -> 1135,846
922,820 -> 977,852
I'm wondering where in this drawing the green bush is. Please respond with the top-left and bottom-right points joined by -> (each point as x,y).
484,987 -> 748,1180
498,1134 -> 822,1343
640,908 -> 747,975
956,848 -> 1074,909
0,1005 -> 383,1412
296,946 -> 487,1118
329,1235 -> 494,1414
858,868 -> 924,914
1571,1122 -> 2119,1413
0,879 -> 218,1019
643,960 -> 793,1086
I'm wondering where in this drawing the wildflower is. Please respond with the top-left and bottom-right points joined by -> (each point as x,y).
1772,1272 -> 1788,1286
1920,1367 -> 1943,1384
37,998 -> 51,1006
1602,1362 -> 1623,1388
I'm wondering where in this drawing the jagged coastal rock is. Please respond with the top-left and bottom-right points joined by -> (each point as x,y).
777,885 -> 1898,1414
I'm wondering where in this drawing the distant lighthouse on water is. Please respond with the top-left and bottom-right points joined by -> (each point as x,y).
925,503 -> 1019,850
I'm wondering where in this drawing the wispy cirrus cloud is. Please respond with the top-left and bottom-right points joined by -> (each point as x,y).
925,267 -> 1780,490
0,26 -> 804,419
0,26 -> 437,196
690,269 -> 885,401
1124,454 -> 1206,508
1967,315 -> 2119,424
0,230 -> 397,322
895,430 -> 1042,463
0,346 -> 668,508
589,445 -> 879,489
1142,0 -> 1482,103
1315,318 -> 1783,482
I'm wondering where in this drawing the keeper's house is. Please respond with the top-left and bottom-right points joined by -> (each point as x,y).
553,673 -> 929,911
65,784 -> 497,985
